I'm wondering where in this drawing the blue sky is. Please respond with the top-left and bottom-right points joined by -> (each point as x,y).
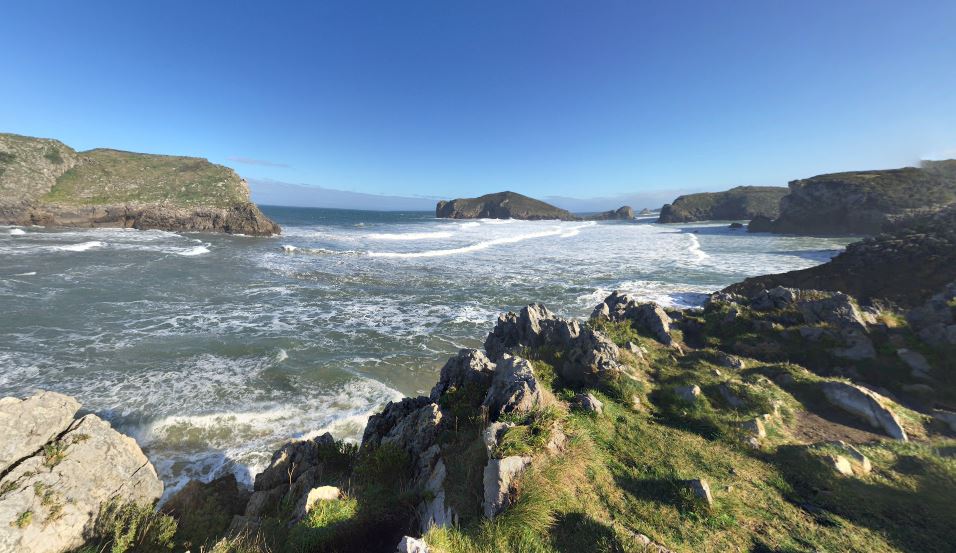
2,1 -> 955,207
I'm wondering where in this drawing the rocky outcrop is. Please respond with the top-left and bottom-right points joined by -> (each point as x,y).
0,391 -> 163,553
657,186 -> 787,223
482,456 -> 532,518
592,291 -> 674,346
728,205 -> 956,307
820,382 -> 908,441
0,133 -> 279,235
747,160 -> 956,235
435,191 -> 579,221
587,206 -> 634,221
906,282 -> 956,347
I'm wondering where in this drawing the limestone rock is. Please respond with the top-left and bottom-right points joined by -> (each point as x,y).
482,455 -> 532,518
430,349 -> 496,401
714,351 -> 745,369
484,303 -> 579,359
685,478 -> 713,506
0,391 -> 80,474
741,418 -> 766,439
397,535 -> 429,553
0,410 -> 163,553
244,432 -> 336,520
821,382 -> 908,441
717,384 -> 745,409
827,455 -> 854,476
594,292 -> 673,345
799,293 -> 876,360
674,385 -> 702,403
482,355 -> 542,420
560,329 -> 622,386
750,286 -> 796,311
896,349 -> 933,380
572,393 -> 604,415
297,486 -> 342,519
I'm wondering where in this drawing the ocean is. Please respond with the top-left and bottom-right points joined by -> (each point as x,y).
0,206 -> 853,496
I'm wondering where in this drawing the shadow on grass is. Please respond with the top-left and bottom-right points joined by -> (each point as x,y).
549,512 -> 626,553
772,445 -> 956,553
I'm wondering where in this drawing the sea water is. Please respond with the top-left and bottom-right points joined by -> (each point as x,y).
0,206 -> 853,496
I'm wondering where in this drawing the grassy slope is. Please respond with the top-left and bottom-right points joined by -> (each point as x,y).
788,167 -> 956,212
43,148 -> 249,208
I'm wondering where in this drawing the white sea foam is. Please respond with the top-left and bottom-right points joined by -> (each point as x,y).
12,272 -> 37,276
687,233 -> 709,260
9,228 -> 26,235
275,348 -> 288,363
56,240 -> 104,252
177,245 -> 210,256
458,222 -> 481,229
367,230 -> 454,241
282,245 -> 298,253
368,227 -> 568,258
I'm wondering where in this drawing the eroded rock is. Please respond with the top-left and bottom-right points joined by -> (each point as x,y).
482,455 -> 532,518
821,382 -> 908,441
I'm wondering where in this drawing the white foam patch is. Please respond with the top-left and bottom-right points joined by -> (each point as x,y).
687,234 -> 709,260
176,245 -> 210,256
12,271 -> 36,276
368,227 -> 569,258
458,222 -> 481,229
56,240 -> 105,252
9,228 -> 26,235
367,230 -> 455,241
282,245 -> 298,253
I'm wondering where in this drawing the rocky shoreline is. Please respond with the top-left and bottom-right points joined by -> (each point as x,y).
4,266 -> 954,551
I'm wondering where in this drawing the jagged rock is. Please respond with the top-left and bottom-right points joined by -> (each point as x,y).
674,385 -> 702,403
798,293 -> 876,360
482,421 -> 515,454
482,355 -> 542,420
750,286 -> 797,311
896,349 -> 933,380
397,535 -> 429,553
821,382 -> 908,441
430,349 -> 496,401
827,455 -> 855,476
243,432 -> 336,520
572,393 -> 604,415
484,304 -> 580,360
594,292 -> 673,345
685,478 -> 713,506
933,409 -> 956,433
482,455 -> 532,518
560,329 -> 623,386
592,302 -> 611,321
833,442 -> 872,475
0,395 -> 163,553
0,391 -> 80,474
624,341 -> 646,359
162,474 -> 249,543
418,458 -> 455,531
741,418 -> 766,439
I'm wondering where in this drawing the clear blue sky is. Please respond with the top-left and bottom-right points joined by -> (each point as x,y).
2,1 -> 955,201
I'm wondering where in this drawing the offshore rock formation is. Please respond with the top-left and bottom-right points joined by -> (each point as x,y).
658,186 -> 787,223
587,205 -> 635,221
0,133 -> 279,235
435,191 -> 632,222
747,160 -> 956,235
0,391 -> 163,553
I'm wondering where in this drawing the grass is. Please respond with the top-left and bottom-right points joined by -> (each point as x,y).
11,511 -> 32,529
84,500 -> 178,553
42,440 -> 68,468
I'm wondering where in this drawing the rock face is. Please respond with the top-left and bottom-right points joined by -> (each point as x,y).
0,133 -> 280,235
592,291 -> 674,346
657,186 -> 787,223
748,160 -> 956,235
482,456 -> 532,518
820,382 -> 908,441
729,205 -> 956,307
0,392 -> 163,553
435,191 -> 579,221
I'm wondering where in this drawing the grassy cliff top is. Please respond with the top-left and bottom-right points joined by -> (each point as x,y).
0,133 -> 251,209
790,163 -> 956,210
659,186 -> 788,223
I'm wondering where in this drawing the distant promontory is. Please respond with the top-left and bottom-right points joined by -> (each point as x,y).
0,133 -> 280,235
657,186 -> 787,223
436,191 -> 632,221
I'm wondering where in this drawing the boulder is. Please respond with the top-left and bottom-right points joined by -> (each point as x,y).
397,535 -> 429,553
932,409 -> 956,433
750,286 -> 797,311
297,486 -> 342,520
429,349 -> 496,401
0,401 -> 163,553
714,351 -> 745,369
741,418 -> 766,439
482,355 -> 543,420
482,455 -> 532,518
0,391 -> 80,474
821,382 -> 908,441
560,329 -> 623,386
896,349 -> 933,380
674,385 -> 702,403
593,292 -> 673,345
685,478 -> 713,506
827,455 -> 854,476
572,393 -> 604,415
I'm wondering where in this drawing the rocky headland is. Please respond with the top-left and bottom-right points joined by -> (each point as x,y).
435,191 -> 632,222
657,186 -> 787,224
0,133 -> 280,235
747,160 -> 956,235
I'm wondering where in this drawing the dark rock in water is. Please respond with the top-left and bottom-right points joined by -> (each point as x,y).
0,133 -> 280,235
747,215 -> 774,233
587,205 -> 634,221
751,160 -> 956,235
436,191 -> 578,220
729,222 -> 744,229
728,205 -> 956,307
658,186 -> 787,223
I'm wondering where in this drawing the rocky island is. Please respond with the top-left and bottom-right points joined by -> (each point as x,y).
657,186 -> 787,223
747,160 -> 956,235
0,133 -> 280,235
436,191 -> 632,221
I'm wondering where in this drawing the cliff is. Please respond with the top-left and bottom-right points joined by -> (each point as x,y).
0,133 -> 280,235
657,186 -> 787,223
586,205 -> 635,221
748,160 -> 956,235
436,191 -> 579,220
730,205 -> 956,307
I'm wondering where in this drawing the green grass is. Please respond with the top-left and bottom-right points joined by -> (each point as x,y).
11,511 -> 32,529
85,500 -> 177,553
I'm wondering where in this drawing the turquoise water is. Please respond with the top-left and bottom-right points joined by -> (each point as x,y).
0,206 -> 852,495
